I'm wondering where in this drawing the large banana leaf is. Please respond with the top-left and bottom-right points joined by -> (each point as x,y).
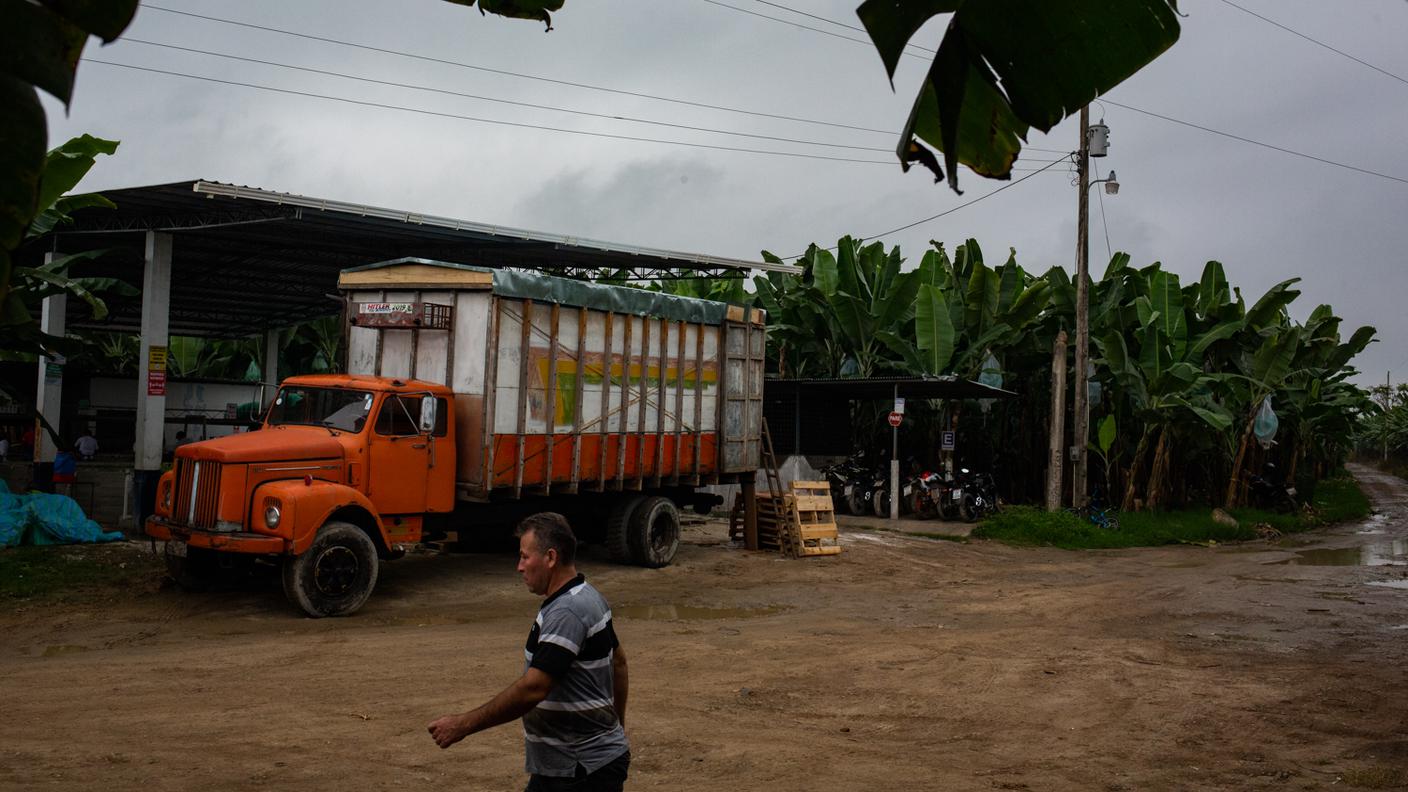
1245,278 -> 1302,331
1148,269 -> 1187,358
1251,327 -> 1302,389
858,0 -> 1180,192
873,270 -> 922,331
811,247 -> 839,296
915,284 -> 956,375
1164,395 -> 1233,431
1195,261 -> 1230,320
1186,318 -> 1245,361
1323,326 -> 1376,372
1,2 -> 136,268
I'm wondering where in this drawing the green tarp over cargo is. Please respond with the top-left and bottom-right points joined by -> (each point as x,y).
0,481 -> 123,547
342,258 -> 737,325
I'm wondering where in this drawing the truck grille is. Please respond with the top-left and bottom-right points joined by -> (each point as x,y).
172,459 -> 222,529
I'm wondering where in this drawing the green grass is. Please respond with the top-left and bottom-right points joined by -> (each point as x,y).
973,473 -> 1372,550
0,543 -> 160,600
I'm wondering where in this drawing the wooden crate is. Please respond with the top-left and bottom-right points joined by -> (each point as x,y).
788,481 -> 841,556
729,491 -> 792,551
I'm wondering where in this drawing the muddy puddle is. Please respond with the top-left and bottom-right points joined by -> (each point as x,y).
613,604 -> 790,621
1365,580 -> 1408,590
1270,538 -> 1407,567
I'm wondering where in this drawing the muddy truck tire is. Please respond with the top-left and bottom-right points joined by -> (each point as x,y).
282,521 -> 379,618
629,496 -> 680,568
603,496 -> 645,564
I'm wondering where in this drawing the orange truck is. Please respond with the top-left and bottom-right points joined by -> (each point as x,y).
146,259 -> 765,617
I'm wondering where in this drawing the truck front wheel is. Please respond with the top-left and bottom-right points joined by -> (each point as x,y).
629,496 -> 680,568
282,521 -> 379,618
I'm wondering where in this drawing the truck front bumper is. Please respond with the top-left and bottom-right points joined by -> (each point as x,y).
146,517 -> 287,554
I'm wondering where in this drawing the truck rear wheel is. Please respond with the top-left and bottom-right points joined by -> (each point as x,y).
629,496 -> 680,568
282,521 -> 379,618
604,496 -> 644,564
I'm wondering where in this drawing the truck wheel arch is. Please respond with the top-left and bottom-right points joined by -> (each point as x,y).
324,505 -> 389,557
257,479 -> 386,556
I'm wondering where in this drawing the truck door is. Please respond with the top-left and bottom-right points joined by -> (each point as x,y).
368,394 -> 434,514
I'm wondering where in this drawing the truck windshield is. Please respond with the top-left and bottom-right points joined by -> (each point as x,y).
267,387 -> 374,432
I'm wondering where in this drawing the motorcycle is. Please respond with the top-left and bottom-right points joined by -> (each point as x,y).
916,469 -> 957,520
820,451 -> 877,515
871,456 -> 918,518
954,468 -> 999,522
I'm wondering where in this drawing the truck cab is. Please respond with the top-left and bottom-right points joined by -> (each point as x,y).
146,374 -> 455,617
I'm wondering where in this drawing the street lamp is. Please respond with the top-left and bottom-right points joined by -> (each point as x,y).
1089,170 -> 1120,195
1068,110 -> 1120,511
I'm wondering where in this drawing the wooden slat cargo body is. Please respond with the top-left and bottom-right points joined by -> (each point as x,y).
340,258 -> 764,501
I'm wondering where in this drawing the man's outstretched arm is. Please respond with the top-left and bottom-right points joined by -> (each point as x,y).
428,668 -> 555,749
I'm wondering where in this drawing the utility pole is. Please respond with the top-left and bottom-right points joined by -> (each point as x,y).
1046,330 -> 1069,510
1385,371 -> 1391,462
1071,106 -> 1092,510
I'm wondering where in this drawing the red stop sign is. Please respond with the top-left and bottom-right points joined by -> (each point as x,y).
887,411 -> 903,427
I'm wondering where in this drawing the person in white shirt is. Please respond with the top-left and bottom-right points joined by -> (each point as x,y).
0,436 -> 9,462
75,431 -> 99,460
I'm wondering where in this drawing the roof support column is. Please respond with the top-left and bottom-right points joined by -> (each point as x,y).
135,232 -> 172,473
263,327 -> 280,394
32,253 -> 66,466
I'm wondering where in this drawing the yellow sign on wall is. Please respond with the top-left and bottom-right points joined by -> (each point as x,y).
148,345 -> 167,372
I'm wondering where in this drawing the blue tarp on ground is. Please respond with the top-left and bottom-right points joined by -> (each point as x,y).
0,480 -> 123,547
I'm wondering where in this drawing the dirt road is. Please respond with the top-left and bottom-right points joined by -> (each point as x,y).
3,465 -> 1406,790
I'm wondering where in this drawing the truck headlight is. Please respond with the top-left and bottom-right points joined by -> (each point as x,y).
161,482 -> 172,510
264,503 -> 281,528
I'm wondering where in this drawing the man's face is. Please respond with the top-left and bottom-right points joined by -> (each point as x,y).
517,530 -> 555,596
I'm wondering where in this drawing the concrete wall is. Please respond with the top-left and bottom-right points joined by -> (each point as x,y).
87,377 -> 269,447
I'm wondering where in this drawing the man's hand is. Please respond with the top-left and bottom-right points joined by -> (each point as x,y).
426,669 -> 556,750
427,714 -> 468,749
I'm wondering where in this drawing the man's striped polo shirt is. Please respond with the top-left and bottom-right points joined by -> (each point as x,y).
523,573 -> 629,777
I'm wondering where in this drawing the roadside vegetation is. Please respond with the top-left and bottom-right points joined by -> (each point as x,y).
972,471 -> 1370,550
0,544 -> 160,602
718,236 -> 1375,513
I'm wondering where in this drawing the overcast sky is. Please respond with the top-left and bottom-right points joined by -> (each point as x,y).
42,0 -> 1408,388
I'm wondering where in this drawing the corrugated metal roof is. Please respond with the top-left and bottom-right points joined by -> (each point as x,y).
19,180 -> 797,337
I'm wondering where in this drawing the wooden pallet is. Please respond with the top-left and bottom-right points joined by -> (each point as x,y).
730,491 -> 793,551
787,480 -> 841,556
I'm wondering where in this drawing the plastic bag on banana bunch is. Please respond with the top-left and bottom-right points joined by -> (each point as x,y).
1254,395 -> 1279,449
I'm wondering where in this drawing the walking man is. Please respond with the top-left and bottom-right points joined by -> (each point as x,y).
429,512 -> 630,790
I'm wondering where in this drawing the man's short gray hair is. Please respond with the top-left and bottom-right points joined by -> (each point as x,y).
516,512 -> 577,565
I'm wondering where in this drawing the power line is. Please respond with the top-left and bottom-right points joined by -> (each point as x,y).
1104,99 -> 1408,186
785,156 -> 1071,258
752,0 -> 916,43
1218,0 -> 1408,87
118,38 -> 893,153
91,57 -> 1083,177
699,0 -> 930,58
139,5 -> 1082,160
704,0 -> 1408,188
85,59 -> 901,165
860,157 -> 1070,241
142,4 -> 899,136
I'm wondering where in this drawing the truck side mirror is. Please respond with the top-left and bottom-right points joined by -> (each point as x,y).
419,395 -> 437,434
